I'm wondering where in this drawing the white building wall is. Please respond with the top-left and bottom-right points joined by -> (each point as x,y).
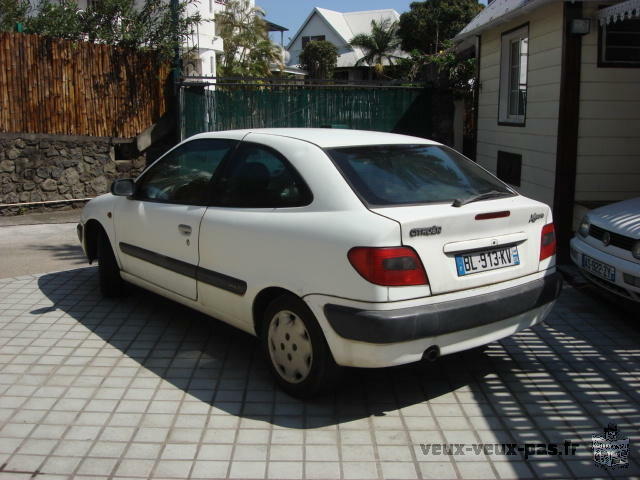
574,3 -> 640,204
476,2 -> 564,207
189,0 -> 227,77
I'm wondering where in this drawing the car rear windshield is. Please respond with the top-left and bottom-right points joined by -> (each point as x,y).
326,144 -> 515,207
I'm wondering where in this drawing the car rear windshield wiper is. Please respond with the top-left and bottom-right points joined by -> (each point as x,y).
452,190 -> 514,208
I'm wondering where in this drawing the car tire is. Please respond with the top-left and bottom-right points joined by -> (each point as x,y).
97,229 -> 124,298
261,294 -> 341,398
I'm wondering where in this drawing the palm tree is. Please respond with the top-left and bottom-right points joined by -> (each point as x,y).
349,18 -> 402,78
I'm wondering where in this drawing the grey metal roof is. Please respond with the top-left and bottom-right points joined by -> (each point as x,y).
265,20 -> 288,32
455,0 -> 555,41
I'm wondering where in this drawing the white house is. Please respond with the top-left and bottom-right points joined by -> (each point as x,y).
286,8 -> 403,81
455,0 -> 640,258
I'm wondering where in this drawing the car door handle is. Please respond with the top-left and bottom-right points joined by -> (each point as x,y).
178,224 -> 192,236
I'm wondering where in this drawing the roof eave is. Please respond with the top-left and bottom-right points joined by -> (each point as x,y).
286,8 -> 321,50
286,7 -> 357,53
315,8 -> 357,47
454,0 -> 558,42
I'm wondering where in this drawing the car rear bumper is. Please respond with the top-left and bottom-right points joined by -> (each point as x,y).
304,271 -> 561,368
324,272 -> 562,344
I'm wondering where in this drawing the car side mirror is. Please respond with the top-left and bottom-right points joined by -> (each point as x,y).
111,179 -> 135,197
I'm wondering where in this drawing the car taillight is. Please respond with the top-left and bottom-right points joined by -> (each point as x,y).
348,247 -> 429,286
540,223 -> 556,260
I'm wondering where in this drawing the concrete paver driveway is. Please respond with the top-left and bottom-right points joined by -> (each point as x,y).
0,267 -> 638,480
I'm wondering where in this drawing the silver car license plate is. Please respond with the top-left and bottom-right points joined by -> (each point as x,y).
455,246 -> 520,276
582,254 -> 616,282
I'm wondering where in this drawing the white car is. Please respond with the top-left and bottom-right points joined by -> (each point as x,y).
78,129 -> 562,397
570,197 -> 640,302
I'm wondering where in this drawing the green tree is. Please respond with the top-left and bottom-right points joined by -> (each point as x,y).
0,0 -> 30,32
81,0 -> 202,59
23,0 -> 201,61
216,0 -> 282,77
299,40 -> 338,79
397,0 -> 482,93
403,41 -> 475,92
25,1 -> 84,40
349,18 -> 402,78
398,0 -> 483,55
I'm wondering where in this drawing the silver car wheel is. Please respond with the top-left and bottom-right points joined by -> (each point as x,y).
267,310 -> 313,384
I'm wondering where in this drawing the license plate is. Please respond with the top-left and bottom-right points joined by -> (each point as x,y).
455,246 -> 520,276
582,254 -> 615,282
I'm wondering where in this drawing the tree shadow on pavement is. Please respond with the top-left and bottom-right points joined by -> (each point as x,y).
28,243 -> 87,264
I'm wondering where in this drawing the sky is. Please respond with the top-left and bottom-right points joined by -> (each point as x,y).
258,0 -> 415,45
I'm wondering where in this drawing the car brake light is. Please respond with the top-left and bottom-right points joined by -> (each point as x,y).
475,211 -> 510,220
540,223 -> 556,260
348,247 -> 429,286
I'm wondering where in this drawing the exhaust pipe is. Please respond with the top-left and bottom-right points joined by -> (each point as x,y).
422,345 -> 440,362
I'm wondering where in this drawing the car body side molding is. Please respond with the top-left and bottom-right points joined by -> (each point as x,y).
119,242 -> 247,296
119,242 -> 197,279
196,267 -> 247,296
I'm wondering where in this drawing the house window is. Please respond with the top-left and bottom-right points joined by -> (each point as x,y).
599,17 -> 640,67
496,151 -> 522,187
302,35 -> 325,48
499,25 -> 528,125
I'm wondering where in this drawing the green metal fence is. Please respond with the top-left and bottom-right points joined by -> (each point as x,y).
179,82 -> 431,140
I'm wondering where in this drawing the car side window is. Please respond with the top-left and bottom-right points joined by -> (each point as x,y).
214,143 -> 312,208
136,139 -> 236,205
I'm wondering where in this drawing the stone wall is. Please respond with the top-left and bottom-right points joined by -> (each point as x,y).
0,134 -> 146,215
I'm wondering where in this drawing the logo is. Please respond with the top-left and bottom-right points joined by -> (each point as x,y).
529,213 -> 545,223
592,424 -> 629,470
409,226 -> 442,237
602,232 -> 611,246
419,440 -> 580,460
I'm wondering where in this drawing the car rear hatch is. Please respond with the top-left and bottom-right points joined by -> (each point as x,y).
325,142 -> 553,296
372,195 -> 550,295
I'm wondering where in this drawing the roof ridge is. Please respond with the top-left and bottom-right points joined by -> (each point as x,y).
343,9 -> 399,14
314,7 -> 356,46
